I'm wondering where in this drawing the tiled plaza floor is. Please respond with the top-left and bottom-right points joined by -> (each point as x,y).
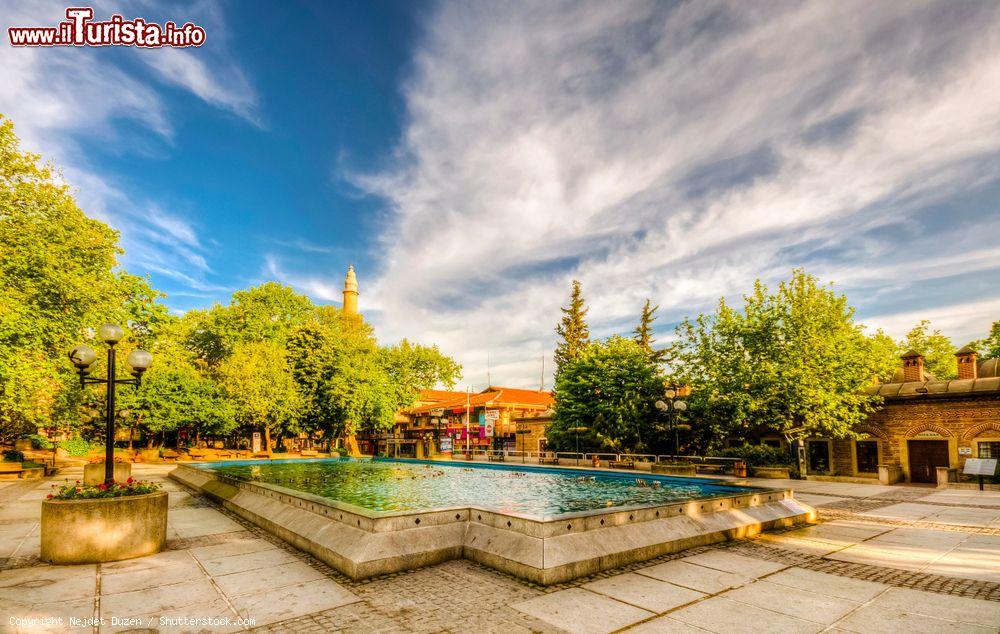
1,465 -> 998,633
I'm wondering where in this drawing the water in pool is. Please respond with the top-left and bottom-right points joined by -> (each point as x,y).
203,458 -> 755,518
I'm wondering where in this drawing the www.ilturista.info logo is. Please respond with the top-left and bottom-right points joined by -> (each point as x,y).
8,7 -> 206,48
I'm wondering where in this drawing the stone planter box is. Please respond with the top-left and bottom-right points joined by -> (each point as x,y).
651,463 -> 698,477
83,462 -> 131,486
751,466 -> 791,479
878,464 -> 903,485
40,491 -> 167,564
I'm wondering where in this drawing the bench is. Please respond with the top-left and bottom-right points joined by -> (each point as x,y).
0,463 -> 24,479
187,448 -> 209,460
610,460 -> 636,470
300,450 -> 319,457
694,463 -> 726,475
487,453 -> 505,462
161,450 -> 180,461
539,455 -> 560,465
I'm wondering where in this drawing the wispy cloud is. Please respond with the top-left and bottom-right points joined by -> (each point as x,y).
0,1 -> 259,298
359,0 -> 1000,387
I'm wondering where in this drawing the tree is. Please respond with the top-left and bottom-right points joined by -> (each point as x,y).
0,115 -> 164,440
669,270 -> 884,448
976,320 -> 1000,359
634,299 -> 666,363
899,320 -> 956,379
550,336 -> 663,454
217,342 -> 302,455
554,280 -> 590,377
288,308 -> 462,440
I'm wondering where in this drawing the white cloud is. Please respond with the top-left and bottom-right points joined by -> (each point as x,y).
360,0 -> 1000,387
0,1 -> 259,298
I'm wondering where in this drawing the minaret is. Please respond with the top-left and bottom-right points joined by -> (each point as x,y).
343,265 -> 359,315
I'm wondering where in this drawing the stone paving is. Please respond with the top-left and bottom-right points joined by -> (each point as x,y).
1,465 -> 999,633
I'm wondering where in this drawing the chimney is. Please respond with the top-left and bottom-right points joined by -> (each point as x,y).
955,345 -> 978,380
900,350 -> 925,383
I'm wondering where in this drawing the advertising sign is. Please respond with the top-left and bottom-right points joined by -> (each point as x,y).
439,436 -> 453,452
252,432 -> 261,453
484,420 -> 494,437
485,409 -> 500,421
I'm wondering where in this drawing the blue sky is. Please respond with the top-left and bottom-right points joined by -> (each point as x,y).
3,1 -> 1000,388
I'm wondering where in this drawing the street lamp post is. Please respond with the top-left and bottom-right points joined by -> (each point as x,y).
569,426 -> 589,466
656,388 -> 687,457
68,324 -> 152,485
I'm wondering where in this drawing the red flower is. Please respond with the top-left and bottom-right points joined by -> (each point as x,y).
126,477 -> 134,484
98,482 -> 108,491
46,494 -> 53,499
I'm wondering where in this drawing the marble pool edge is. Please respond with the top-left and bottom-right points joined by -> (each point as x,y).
169,463 -> 816,585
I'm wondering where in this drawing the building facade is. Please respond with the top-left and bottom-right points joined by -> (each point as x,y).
805,348 -> 1000,483
392,387 -> 554,456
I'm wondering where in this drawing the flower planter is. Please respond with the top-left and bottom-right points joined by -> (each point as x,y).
40,491 -> 168,564
83,462 -> 131,486
651,463 -> 697,476
751,466 -> 791,479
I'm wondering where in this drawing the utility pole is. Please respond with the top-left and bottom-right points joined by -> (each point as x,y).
465,386 -> 471,456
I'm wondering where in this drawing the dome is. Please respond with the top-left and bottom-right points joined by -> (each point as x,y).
978,357 -> 999,379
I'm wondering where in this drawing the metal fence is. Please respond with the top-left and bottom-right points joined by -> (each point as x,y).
445,449 -> 744,474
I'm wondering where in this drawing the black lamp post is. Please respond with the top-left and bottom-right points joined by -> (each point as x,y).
569,426 -> 589,466
656,388 -> 687,457
68,324 -> 152,485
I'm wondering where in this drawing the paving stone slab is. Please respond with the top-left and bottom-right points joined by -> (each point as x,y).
764,567 -> 885,602
668,596 -> 823,634
196,543 -> 301,577
228,578 -> 358,627
213,560 -> 326,597
636,560 -> 753,594
679,551 -> 787,577
513,587 -> 655,634
0,564 -> 96,604
624,615 -> 710,632
99,578 -> 222,617
583,573 -> 705,614
721,580 -> 861,625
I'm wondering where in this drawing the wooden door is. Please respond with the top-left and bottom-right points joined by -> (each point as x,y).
907,440 -> 949,483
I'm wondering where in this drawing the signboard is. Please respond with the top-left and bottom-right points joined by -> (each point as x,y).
484,409 -> 500,422
484,420 -> 494,438
959,446 -> 972,456
252,432 -> 261,453
963,458 -> 998,476
439,436 -> 453,452
431,409 -> 444,417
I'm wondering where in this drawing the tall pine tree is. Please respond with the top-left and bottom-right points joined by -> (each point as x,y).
554,280 -> 590,377
634,299 -> 665,363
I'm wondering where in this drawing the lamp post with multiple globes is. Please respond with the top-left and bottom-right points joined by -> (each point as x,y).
67,324 -> 152,485
655,388 -> 687,457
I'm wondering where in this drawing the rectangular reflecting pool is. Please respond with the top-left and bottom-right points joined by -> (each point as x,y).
171,458 -> 813,584
200,457 -> 757,519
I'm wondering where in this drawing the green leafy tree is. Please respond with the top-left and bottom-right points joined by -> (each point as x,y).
0,115 -> 165,441
975,320 -> 1000,359
899,320 -> 956,379
670,270 -> 884,448
289,308 -> 462,439
550,336 -> 663,454
217,342 -> 302,455
554,280 -> 590,378
634,299 -> 666,363
867,329 -> 901,383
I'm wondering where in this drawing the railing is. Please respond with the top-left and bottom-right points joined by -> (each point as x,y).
438,449 -> 744,475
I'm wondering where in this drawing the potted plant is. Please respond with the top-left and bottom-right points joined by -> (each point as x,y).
40,478 -> 167,564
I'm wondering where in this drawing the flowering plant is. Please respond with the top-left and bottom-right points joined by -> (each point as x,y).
47,477 -> 161,500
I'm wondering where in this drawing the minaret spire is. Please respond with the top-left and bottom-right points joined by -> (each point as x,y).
343,265 -> 359,315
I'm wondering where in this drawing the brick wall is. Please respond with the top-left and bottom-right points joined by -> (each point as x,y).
831,395 -> 1000,480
